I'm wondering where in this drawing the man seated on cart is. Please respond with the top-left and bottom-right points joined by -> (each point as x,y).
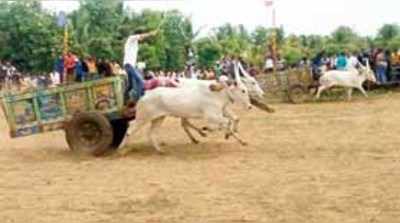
123,29 -> 158,105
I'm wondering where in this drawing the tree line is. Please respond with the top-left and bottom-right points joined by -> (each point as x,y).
0,0 -> 399,74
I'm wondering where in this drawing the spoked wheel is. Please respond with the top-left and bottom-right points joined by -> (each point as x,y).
288,84 -> 309,104
65,112 -> 113,156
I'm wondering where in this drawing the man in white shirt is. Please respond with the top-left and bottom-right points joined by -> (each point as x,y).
347,54 -> 359,70
264,57 -> 274,72
123,30 -> 157,102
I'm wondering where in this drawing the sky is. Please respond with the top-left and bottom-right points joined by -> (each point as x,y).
40,0 -> 400,37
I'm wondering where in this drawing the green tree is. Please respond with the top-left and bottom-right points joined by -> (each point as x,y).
0,0 -> 60,72
375,24 -> 400,48
195,38 -> 221,69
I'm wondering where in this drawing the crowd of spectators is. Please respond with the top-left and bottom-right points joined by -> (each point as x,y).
53,52 -> 125,85
311,49 -> 400,84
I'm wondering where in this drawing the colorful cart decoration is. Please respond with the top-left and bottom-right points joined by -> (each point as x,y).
1,76 -> 130,156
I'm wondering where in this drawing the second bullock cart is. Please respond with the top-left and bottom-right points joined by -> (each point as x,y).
257,67 -> 316,104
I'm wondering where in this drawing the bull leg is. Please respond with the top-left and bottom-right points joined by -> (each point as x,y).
250,97 -> 275,113
315,85 -> 329,100
182,119 -> 208,137
358,86 -> 368,98
206,114 -> 248,146
224,108 -> 239,133
148,117 -> 166,154
199,108 -> 238,138
181,119 -> 200,144
121,119 -> 147,148
347,88 -> 353,101
223,118 -> 247,146
229,131 -> 248,146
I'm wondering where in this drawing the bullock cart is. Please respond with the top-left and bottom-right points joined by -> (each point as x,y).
0,76 -> 131,156
257,67 -> 315,104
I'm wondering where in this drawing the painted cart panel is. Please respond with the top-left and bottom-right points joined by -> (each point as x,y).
257,67 -> 313,103
1,76 -> 125,138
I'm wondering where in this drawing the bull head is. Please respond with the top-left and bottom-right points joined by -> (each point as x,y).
237,62 -> 265,98
359,60 -> 376,83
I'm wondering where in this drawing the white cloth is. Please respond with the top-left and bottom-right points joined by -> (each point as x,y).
347,56 -> 359,69
265,59 -> 274,69
123,35 -> 140,66
50,72 -> 60,85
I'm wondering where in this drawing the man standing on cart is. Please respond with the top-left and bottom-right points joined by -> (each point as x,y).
123,29 -> 158,103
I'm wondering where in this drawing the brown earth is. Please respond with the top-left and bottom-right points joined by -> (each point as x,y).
1,92 -> 400,223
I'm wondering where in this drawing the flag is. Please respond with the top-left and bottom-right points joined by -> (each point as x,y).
264,0 -> 274,7
57,11 -> 67,28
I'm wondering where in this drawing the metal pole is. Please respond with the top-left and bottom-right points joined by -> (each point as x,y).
63,25 -> 69,54
271,7 -> 277,74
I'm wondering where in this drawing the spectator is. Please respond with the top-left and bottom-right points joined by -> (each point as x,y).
375,49 -> 388,84
214,61 -> 222,79
54,56 -> 64,84
64,52 -> 77,84
311,51 -> 325,80
85,57 -> 97,80
103,59 -> 113,77
335,52 -> 347,71
97,58 -> 107,78
248,64 -> 259,76
111,61 -> 123,75
385,50 -> 392,81
264,56 -> 274,73
357,51 -> 370,66
75,59 -> 86,82
347,53 -> 359,69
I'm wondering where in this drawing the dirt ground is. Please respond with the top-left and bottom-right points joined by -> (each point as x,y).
1,92 -> 400,223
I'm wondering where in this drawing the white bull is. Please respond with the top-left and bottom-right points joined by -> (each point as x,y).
315,62 -> 376,101
179,61 -> 267,133
123,75 -> 252,153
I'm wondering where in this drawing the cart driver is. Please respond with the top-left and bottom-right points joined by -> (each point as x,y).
123,29 -> 158,103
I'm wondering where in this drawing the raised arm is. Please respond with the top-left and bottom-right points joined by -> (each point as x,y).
137,30 -> 158,41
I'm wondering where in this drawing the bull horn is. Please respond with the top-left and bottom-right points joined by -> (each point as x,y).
366,60 -> 370,70
234,61 -> 243,84
209,83 -> 224,92
238,62 -> 251,78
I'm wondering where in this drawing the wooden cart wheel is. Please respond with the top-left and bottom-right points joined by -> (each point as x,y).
109,118 -> 130,150
65,112 -> 113,156
288,84 -> 308,104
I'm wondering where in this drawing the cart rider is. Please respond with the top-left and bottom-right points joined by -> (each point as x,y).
123,30 -> 158,103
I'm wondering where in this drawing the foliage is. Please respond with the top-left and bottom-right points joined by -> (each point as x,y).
0,0 -> 398,72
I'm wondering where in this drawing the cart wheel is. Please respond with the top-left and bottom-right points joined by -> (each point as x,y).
65,112 -> 113,156
288,84 -> 308,104
110,119 -> 130,150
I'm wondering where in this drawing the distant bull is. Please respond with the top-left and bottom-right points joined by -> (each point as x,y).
315,61 -> 376,101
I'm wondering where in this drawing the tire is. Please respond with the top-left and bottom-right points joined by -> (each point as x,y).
110,119 -> 129,150
65,112 -> 113,156
288,84 -> 308,104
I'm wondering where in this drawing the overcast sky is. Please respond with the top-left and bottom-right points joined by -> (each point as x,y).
41,0 -> 400,37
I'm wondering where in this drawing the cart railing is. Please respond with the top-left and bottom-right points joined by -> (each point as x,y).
1,76 -> 125,138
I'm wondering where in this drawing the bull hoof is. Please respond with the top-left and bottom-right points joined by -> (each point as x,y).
241,141 -> 249,146
192,139 -> 200,144
225,133 -> 232,140
156,150 -> 167,155
199,131 -> 208,137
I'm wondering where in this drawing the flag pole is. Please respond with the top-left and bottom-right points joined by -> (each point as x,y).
271,6 -> 277,74
264,1 -> 277,73
63,25 -> 69,55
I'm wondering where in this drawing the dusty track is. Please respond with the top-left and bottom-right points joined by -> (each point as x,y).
1,93 -> 400,223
